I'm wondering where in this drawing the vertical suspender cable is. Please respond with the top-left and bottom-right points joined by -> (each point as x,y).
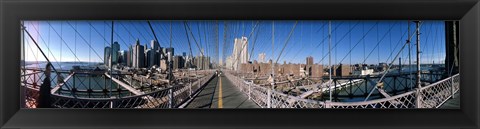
408,21 -> 412,90
328,21 -> 332,102
110,21 -> 114,98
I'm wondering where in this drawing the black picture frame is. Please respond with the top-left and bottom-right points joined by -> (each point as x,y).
1,0 -> 479,129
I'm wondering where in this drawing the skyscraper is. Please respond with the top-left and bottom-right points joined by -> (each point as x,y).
119,50 -> 127,65
204,56 -> 210,70
228,36 -> 248,70
112,42 -> 120,64
163,47 -> 174,57
306,56 -> 314,76
128,45 -> 133,67
104,47 -> 111,66
173,56 -> 185,70
184,55 -> 193,68
146,49 -> 156,68
306,56 -> 314,65
150,40 -> 159,51
195,55 -> 210,70
132,40 -> 145,68
150,40 -> 160,66
258,53 -> 266,63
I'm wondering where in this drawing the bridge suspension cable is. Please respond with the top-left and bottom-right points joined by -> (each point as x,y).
46,22 -> 83,62
22,23 -> 76,97
360,21 -> 398,64
275,21 -> 299,64
66,21 -> 105,62
315,21 -> 370,65
364,21 -> 424,101
184,21 -> 205,56
27,22 -> 66,70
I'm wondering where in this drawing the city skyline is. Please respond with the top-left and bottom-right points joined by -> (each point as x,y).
22,20 -> 447,65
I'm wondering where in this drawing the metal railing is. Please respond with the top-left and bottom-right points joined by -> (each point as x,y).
224,70 -> 459,108
225,71 -> 325,108
22,69 -> 215,108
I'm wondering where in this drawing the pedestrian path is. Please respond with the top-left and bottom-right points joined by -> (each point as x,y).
185,73 -> 259,108
439,92 -> 460,109
185,77 -> 219,108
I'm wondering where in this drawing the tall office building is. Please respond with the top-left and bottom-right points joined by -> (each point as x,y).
227,36 -> 249,70
128,45 -> 133,67
160,59 -> 167,71
146,49 -> 156,68
163,47 -> 174,57
305,56 -> 314,76
306,56 -> 314,65
173,56 -> 185,70
104,47 -> 111,66
195,55 -> 210,70
258,53 -> 266,63
150,40 -> 160,66
119,50 -> 127,65
184,55 -> 193,68
132,40 -> 145,68
150,40 -> 159,51
204,56 -> 210,70
112,42 -> 120,64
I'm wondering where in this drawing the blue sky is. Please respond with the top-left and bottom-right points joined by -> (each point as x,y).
22,20 -> 446,65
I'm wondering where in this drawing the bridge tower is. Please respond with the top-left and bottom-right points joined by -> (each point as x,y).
444,21 -> 459,76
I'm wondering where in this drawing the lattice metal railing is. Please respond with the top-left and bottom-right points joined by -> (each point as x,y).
49,88 -> 171,108
419,74 -> 460,108
328,91 -> 417,108
224,70 -> 459,108
224,71 -> 325,108
22,69 -> 215,108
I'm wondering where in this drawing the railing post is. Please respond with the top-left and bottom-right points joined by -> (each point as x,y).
325,100 -> 331,108
33,72 -> 37,88
169,86 -> 174,108
110,97 -> 117,108
248,82 -> 251,100
349,79 -> 352,98
189,80 -> 192,97
267,88 -> 271,108
451,75 -> 455,99
415,88 -> 422,108
334,79 -> 337,101
73,75 -> 76,89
